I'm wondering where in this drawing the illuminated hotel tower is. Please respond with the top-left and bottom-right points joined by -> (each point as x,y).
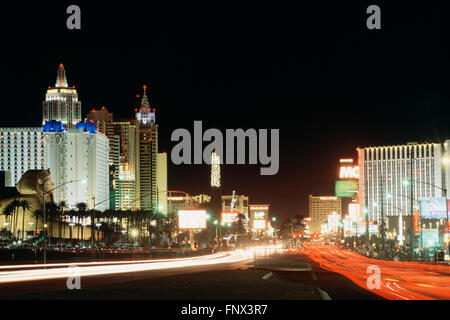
135,85 -> 158,211
358,143 -> 447,220
42,64 -> 82,129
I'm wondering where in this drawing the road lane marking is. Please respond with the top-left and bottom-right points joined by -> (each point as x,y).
262,272 -> 274,280
416,283 -> 435,288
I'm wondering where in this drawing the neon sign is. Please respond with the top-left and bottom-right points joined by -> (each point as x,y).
339,166 -> 359,179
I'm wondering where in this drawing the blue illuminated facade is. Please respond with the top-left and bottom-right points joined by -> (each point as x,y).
76,121 -> 98,134
43,120 -> 65,132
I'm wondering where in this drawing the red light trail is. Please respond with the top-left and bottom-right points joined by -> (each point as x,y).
299,243 -> 450,300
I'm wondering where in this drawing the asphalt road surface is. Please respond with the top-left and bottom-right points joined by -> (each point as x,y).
300,243 -> 450,300
0,247 -> 390,300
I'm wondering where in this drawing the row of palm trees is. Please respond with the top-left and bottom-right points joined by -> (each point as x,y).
1,199 -> 32,242
1,198 -> 175,247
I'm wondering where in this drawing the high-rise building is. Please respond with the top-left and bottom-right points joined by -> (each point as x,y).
156,152 -> 168,216
86,86 -> 161,212
43,124 -> 110,211
114,122 -> 139,210
87,107 -> 139,210
0,123 -> 109,211
0,128 -> 45,186
308,195 -> 342,233
135,85 -> 158,212
42,64 -> 82,129
357,141 -> 449,228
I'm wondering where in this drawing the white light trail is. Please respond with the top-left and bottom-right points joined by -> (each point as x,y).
0,250 -> 255,284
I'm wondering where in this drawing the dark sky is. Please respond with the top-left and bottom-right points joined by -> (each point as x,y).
0,2 -> 448,221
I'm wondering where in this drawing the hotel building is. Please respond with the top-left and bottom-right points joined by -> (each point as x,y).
357,140 -> 450,231
42,64 -> 82,129
308,195 -> 342,233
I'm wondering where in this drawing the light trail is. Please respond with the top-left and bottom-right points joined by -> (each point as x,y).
298,243 -> 450,300
0,252 -> 224,271
0,247 -> 271,284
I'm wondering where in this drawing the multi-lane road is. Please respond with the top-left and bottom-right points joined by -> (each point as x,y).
0,249 -> 256,297
1,244 -> 449,300
300,243 -> 450,300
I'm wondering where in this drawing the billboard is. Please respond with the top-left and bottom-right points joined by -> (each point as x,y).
335,180 -> 359,198
253,220 -> 266,229
221,211 -> 239,223
250,205 -> 269,218
422,229 -> 439,248
356,224 -> 378,234
250,205 -> 269,231
178,210 -> 206,229
420,198 -> 450,219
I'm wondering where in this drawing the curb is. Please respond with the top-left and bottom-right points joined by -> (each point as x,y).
317,288 -> 332,300
255,266 -> 313,272
253,262 -> 313,272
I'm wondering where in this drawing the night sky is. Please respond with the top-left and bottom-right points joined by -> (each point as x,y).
0,2 -> 448,221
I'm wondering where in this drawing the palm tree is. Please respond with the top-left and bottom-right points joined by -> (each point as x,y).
75,202 -> 88,245
280,215 -> 306,240
19,200 -> 32,244
88,208 -> 101,250
57,201 -> 67,247
2,203 -> 14,238
7,199 -> 21,239
66,209 -> 77,244
32,210 -> 44,240
45,202 -> 58,246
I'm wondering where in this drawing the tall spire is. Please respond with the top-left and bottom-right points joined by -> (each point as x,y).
136,84 -> 156,124
140,84 -> 150,110
55,63 -> 68,88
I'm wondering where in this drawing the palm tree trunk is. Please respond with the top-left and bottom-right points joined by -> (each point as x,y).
12,210 -> 16,238
63,223 -> 66,245
22,208 -> 26,243
15,209 -> 19,238
35,215 -> 38,237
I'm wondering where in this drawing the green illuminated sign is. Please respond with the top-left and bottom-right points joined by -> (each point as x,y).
335,180 -> 358,198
